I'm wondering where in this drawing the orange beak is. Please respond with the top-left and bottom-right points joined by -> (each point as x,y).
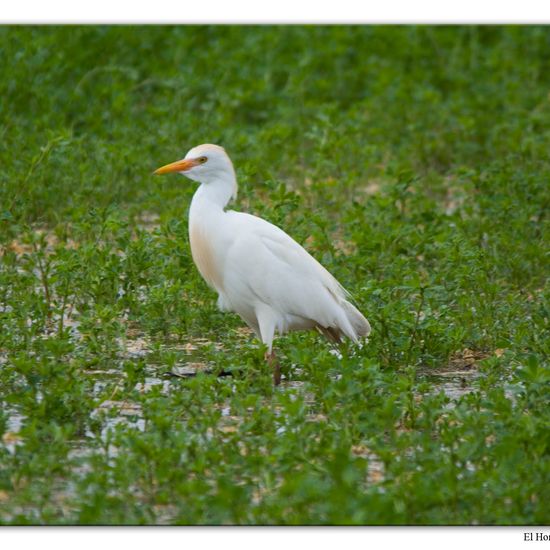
154,158 -> 199,175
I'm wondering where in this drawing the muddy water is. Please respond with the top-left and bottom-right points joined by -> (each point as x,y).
2,336 -> 484,451
1,331 -> 497,515
420,369 -> 480,400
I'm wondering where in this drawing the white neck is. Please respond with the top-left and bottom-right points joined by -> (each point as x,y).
192,177 -> 237,210
189,176 -> 238,234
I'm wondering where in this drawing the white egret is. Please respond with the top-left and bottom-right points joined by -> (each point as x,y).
155,144 -> 370,384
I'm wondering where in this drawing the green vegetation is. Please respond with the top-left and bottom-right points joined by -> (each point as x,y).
0,26 -> 549,524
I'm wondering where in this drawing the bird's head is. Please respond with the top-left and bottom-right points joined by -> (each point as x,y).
154,143 -> 235,185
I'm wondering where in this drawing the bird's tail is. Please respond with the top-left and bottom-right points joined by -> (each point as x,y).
341,300 -> 371,341
318,299 -> 371,344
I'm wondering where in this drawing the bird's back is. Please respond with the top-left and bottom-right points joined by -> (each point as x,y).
220,210 -> 370,341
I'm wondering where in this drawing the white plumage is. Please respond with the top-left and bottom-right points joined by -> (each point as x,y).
155,144 -> 370,384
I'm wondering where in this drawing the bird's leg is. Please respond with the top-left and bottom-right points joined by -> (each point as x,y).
264,350 -> 281,386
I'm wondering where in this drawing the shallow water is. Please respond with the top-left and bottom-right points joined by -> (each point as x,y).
0,330 -> 513,521
420,368 -> 480,400
2,343 -> 484,453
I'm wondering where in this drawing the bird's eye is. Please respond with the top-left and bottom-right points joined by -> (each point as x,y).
198,156 -> 208,163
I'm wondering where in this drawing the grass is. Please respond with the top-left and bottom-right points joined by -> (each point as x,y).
0,25 -> 549,525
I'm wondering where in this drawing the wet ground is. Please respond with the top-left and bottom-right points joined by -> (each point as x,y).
2,330 -> 500,507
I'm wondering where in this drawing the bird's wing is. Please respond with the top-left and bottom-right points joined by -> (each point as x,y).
222,211 -> 357,333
